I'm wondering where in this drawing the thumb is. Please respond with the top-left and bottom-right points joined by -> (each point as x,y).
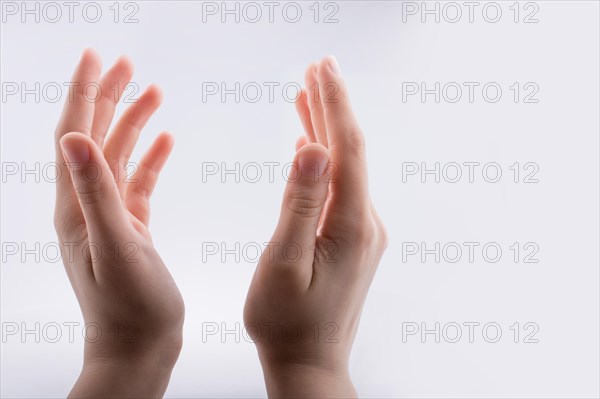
272,143 -> 330,265
59,132 -> 129,238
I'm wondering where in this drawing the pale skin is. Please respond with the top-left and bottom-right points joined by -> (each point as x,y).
54,49 -> 184,398
244,56 -> 388,398
55,50 -> 386,398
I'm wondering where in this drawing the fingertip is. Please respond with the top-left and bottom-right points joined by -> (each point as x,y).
79,47 -> 102,71
60,132 -> 92,164
60,131 -> 97,153
139,131 -> 175,174
316,57 -> 330,81
80,47 -> 99,60
304,62 -> 318,83
156,131 -> 175,151
320,55 -> 341,77
317,56 -> 350,110
113,54 -> 135,77
296,142 -> 330,160
295,142 -> 330,181
295,135 -> 309,152
144,84 -> 164,106
60,131 -> 92,145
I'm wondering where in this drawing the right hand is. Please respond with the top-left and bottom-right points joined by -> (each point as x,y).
244,56 -> 388,398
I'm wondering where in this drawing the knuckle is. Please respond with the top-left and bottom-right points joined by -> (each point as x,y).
53,212 -> 68,234
347,213 -> 385,252
347,128 -> 367,153
124,119 -> 144,136
377,222 -> 389,252
132,184 -> 153,199
285,190 -> 323,218
53,207 -> 86,242
330,209 -> 374,247
315,236 -> 340,265
354,222 -> 377,247
74,181 -> 105,206
331,126 -> 366,156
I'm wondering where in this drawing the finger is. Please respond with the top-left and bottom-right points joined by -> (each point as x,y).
125,132 -> 174,226
103,84 -> 163,194
294,89 -> 317,143
304,64 -> 328,147
54,49 -> 102,229
295,135 -> 309,152
55,49 -> 102,143
270,144 -> 330,282
91,55 -> 135,148
316,55 -> 370,213
59,132 -> 131,242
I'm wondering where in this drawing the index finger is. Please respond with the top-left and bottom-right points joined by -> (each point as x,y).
54,49 -> 102,229
316,56 -> 370,212
55,48 -> 102,146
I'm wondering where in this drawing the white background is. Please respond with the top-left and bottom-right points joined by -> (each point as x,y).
1,1 -> 599,397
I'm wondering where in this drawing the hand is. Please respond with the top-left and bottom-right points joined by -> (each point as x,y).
244,56 -> 388,398
53,49 -> 184,398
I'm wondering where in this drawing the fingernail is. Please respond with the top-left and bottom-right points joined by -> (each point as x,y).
298,148 -> 329,179
326,55 -> 341,76
60,135 -> 90,164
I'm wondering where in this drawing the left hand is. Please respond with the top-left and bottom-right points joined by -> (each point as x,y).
53,49 -> 184,398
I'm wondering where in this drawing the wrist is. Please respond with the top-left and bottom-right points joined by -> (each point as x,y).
71,344 -> 181,398
261,360 -> 356,398
71,359 -> 174,398
70,329 -> 182,398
